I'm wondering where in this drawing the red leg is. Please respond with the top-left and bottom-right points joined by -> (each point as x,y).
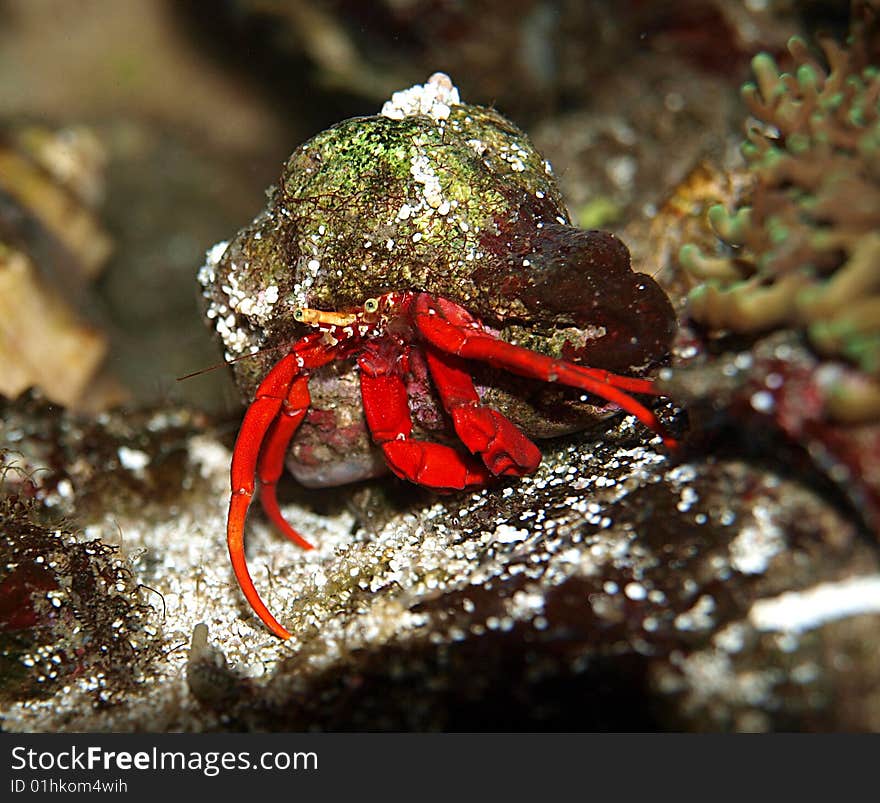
257,376 -> 314,550
228,353 -> 301,640
412,293 -> 678,449
424,345 -> 542,476
227,333 -> 333,640
358,346 -> 492,490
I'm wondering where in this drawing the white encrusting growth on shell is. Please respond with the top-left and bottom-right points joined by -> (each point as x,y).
409,151 -> 445,210
498,141 -> 531,173
198,239 -> 280,357
380,72 -> 461,121
381,80 -> 479,256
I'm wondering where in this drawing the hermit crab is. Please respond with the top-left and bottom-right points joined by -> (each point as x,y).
199,74 -> 678,639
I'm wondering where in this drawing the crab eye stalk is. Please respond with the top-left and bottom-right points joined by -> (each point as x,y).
293,307 -> 324,325
294,306 -> 358,327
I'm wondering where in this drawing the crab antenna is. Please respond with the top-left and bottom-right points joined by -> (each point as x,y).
176,342 -> 287,381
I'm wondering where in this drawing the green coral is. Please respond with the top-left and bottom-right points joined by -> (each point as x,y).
680,24 -> 880,422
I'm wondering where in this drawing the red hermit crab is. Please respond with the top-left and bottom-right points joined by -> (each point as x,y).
199,74 -> 678,639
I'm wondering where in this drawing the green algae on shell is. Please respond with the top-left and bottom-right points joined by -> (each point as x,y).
200,74 -> 565,390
